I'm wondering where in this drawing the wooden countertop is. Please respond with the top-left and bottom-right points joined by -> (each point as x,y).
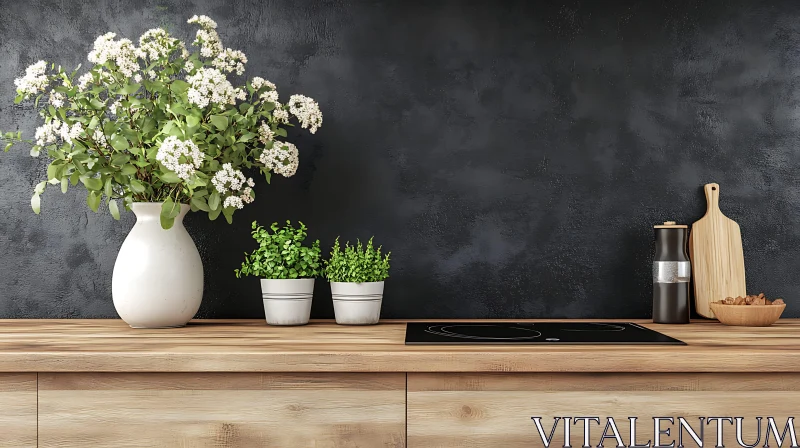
0,319 -> 798,372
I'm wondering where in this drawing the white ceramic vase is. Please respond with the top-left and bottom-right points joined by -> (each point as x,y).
112,203 -> 204,328
260,278 -> 314,326
330,281 -> 384,325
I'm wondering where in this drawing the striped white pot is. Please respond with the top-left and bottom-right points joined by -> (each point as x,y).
260,279 -> 315,326
330,281 -> 384,325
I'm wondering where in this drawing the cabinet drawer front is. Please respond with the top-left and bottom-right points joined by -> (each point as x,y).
408,373 -> 800,448
0,374 -> 37,448
39,373 -> 406,448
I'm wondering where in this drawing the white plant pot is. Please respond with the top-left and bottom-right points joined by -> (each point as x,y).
112,203 -> 203,328
330,281 -> 384,325
261,278 -> 314,326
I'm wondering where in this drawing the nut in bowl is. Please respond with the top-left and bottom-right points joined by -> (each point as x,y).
710,293 -> 786,327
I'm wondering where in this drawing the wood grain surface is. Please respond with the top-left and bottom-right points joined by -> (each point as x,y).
1,319 -> 800,372
0,373 -> 37,448
39,372 -> 406,448
690,183 -> 747,318
408,373 -> 800,448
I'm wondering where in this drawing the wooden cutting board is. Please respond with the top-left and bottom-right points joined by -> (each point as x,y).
689,183 -> 746,318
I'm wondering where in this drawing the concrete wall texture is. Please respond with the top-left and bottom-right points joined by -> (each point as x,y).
1,0 -> 798,319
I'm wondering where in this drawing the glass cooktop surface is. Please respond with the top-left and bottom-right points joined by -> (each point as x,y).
405,322 -> 685,345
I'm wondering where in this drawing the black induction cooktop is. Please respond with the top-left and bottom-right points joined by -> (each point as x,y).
405,322 -> 685,345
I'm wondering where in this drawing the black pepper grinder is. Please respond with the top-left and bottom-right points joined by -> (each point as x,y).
653,221 -> 691,324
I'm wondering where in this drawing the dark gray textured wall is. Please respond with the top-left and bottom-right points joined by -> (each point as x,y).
1,0 -> 798,319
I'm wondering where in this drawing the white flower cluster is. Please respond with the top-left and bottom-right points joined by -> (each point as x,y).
259,140 -> 299,177
36,119 -> 83,146
88,32 -> 140,77
272,103 -> 289,123
92,128 -> 108,147
188,14 -> 218,29
155,136 -> 204,181
261,89 -> 278,104
34,119 -> 62,146
211,163 -> 255,209
49,91 -> 65,108
137,28 -> 185,61
258,121 -> 274,144
287,94 -> 323,134
109,100 -> 121,115
59,122 -> 84,145
76,70 -> 114,92
76,73 -> 93,91
188,15 -> 223,58
213,48 -> 247,75
14,60 -> 49,96
186,67 -> 245,108
251,77 -> 275,91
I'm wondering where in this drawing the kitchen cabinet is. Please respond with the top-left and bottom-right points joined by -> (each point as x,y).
407,373 -> 800,448
1,319 -> 799,447
38,372 -> 405,448
0,373 -> 37,448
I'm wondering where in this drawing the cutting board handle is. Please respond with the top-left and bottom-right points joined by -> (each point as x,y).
704,183 -> 720,214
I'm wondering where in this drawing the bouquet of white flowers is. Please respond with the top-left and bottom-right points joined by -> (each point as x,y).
2,15 -> 322,228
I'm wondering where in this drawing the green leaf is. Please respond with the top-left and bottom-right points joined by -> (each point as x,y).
104,177 -> 113,197
111,153 -> 130,166
208,191 -> 220,211
238,132 -> 257,142
186,115 -> 200,128
46,161 -> 61,180
31,193 -> 41,214
275,128 -> 287,138
160,198 -> 179,229
223,206 -> 234,224
80,176 -> 103,191
87,191 -> 101,212
4,142 -> 12,152
120,83 -> 141,95
190,196 -> 211,212
210,115 -> 228,131
103,121 -> 119,136
120,164 -> 138,176
169,103 -> 189,117
158,171 -> 181,183
129,179 -> 146,193
34,181 -> 47,195
14,94 -> 23,104
141,117 -> 156,135
208,206 -> 222,221
60,177 -> 68,194
109,199 -> 120,220
171,79 -> 190,94
109,134 -> 130,152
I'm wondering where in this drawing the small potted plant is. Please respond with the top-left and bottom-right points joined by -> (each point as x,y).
324,237 -> 391,325
235,221 -> 321,325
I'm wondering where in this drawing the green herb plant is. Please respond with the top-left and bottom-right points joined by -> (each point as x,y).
324,237 -> 391,283
235,220 -> 321,279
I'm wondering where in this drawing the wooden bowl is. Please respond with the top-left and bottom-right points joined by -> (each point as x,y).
709,303 -> 786,327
